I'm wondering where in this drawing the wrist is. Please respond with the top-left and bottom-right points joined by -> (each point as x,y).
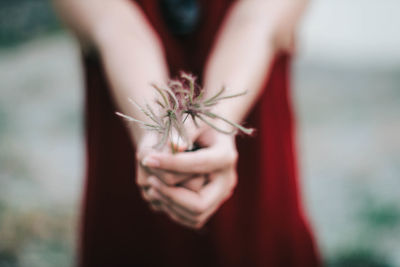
200,125 -> 236,147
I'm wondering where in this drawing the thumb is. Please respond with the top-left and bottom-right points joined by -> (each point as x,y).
142,144 -> 236,174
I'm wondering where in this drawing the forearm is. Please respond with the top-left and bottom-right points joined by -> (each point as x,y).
53,0 -> 169,144
98,14 -> 169,144
203,0 -> 308,125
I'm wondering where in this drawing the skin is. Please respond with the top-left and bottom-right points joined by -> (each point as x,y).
53,0 -> 309,229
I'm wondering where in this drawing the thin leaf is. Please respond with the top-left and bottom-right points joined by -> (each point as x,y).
154,119 -> 171,150
191,114 -> 199,128
196,89 -> 205,101
203,91 -> 248,107
189,79 -> 195,104
155,99 -> 165,108
116,109 -> 165,133
146,104 -> 163,126
163,86 -> 179,110
115,112 -> 157,128
211,91 -> 247,102
128,98 -> 158,124
180,72 -> 196,81
197,114 -> 236,135
204,86 -> 225,105
143,125 -> 164,132
174,88 -> 190,96
204,111 -> 254,135
152,84 -> 170,109
169,80 -> 184,90
182,113 -> 190,124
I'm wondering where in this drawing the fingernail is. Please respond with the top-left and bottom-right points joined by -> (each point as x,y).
142,156 -> 160,167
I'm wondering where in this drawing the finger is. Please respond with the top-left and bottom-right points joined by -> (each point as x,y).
154,183 -> 224,229
149,175 -> 230,228
141,157 -> 197,186
152,183 -> 203,220
148,177 -> 203,215
161,202 -> 199,226
141,187 -> 161,205
135,133 -> 160,159
178,175 -> 208,192
149,201 -> 162,212
148,174 -> 225,216
136,164 -> 150,188
159,172 -> 207,189
142,159 -> 207,189
143,186 -> 162,213
159,204 -> 199,229
157,170 -> 195,186
149,167 -> 198,186
143,147 -> 237,174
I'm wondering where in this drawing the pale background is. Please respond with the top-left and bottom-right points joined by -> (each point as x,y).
0,0 -> 399,266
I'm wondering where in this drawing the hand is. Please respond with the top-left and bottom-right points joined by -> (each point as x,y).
135,133 -> 207,207
142,130 -> 238,229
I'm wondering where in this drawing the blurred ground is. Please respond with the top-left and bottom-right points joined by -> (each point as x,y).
0,35 -> 82,267
0,0 -> 399,266
295,1 -> 400,266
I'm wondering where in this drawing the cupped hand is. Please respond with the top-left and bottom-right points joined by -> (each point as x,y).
141,130 -> 238,229
135,132 -> 207,206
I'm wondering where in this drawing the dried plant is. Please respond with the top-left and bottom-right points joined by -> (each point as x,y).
116,72 -> 254,152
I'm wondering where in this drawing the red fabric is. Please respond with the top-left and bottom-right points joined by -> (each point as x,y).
79,0 -> 321,266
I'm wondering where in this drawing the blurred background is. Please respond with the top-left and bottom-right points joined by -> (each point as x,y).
0,0 -> 399,266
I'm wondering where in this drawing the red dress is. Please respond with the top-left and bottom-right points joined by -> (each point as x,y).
79,0 -> 321,266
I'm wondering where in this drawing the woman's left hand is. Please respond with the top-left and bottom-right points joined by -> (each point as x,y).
142,131 -> 238,229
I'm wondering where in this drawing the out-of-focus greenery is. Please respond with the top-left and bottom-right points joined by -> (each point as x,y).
0,0 -> 61,48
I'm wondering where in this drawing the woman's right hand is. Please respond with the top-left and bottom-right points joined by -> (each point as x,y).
139,129 -> 239,229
